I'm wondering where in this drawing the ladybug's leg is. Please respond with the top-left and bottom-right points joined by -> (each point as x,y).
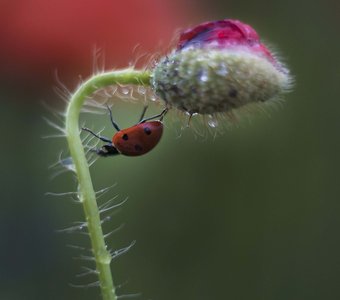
138,105 -> 149,122
159,108 -> 168,121
82,127 -> 112,143
186,113 -> 194,128
139,108 -> 168,123
106,104 -> 121,131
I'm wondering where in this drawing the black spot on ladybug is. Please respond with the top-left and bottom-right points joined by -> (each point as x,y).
134,144 -> 143,152
229,89 -> 238,98
122,134 -> 129,141
144,127 -> 152,135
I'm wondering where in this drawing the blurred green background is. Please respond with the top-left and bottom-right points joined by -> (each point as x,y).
1,0 -> 339,299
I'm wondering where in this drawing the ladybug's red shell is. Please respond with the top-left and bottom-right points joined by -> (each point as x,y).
112,121 -> 163,156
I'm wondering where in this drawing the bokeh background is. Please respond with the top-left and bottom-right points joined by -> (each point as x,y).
1,0 -> 339,299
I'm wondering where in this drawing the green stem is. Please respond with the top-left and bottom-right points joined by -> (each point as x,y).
65,69 -> 151,300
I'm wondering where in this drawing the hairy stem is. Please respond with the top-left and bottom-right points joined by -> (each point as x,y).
65,69 -> 151,300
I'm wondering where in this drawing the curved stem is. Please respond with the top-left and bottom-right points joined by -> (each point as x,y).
65,69 -> 151,300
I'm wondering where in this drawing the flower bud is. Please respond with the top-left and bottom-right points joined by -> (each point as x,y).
151,19 -> 292,115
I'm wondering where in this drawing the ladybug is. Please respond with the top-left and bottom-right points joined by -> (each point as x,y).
82,105 -> 168,157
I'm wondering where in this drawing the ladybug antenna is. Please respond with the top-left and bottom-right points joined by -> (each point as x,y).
106,104 -> 121,131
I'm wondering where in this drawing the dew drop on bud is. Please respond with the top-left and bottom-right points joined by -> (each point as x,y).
216,64 -> 228,76
207,115 -> 218,128
199,69 -> 209,82
150,94 -> 157,101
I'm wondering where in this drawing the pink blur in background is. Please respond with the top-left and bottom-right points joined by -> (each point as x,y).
0,0 -> 199,90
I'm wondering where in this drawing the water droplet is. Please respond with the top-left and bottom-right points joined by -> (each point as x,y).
216,64 -> 228,76
207,115 -> 218,128
137,86 -> 146,95
121,87 -> 129,95
199,69 -> 209,82
60,157 -> 75,172
151,77 -> 156,88
60,157 -> 72,166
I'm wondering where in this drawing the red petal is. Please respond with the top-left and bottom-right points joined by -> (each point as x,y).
178,19 -> 260,50
177,19 -> 275,63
